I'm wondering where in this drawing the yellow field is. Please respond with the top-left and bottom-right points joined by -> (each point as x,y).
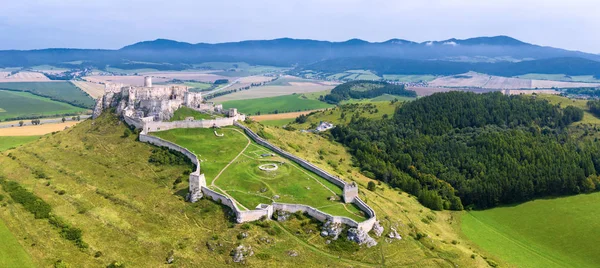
250,109 -> 325,121
0,122 -> 81,136
0,71 -> 50,82
71,80 -> 105,99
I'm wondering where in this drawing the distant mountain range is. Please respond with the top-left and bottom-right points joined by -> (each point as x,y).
1,36 -> 599,77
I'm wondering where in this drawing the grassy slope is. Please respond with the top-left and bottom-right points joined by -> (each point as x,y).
462,193 -> 600,268
537,94 -> 600,125
288,101 -> 403,130
0,219 -> 35,268
0,136 -> 40,152
0,90 -> 86,121
169,107 -> 216,121
243,121 -> 493,267
0,81 -> 95,108
221,94 -> 333,115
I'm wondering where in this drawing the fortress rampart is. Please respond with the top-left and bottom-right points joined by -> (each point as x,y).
125,112 -> 376,232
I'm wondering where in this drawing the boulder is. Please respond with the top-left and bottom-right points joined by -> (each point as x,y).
372,221 -> 384,237
388,227 -> 402,240
347,228 -> 378,248
276,211 -> 291,222
231,245 -> 254,263
321,220 -> 343,240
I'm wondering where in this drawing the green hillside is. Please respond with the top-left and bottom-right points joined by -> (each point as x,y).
462,192 -> 600,268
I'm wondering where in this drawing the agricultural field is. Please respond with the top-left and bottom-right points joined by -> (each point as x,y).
183,82 -> 213,91
142,71 -> 233,83
0,90 -> 86,121
71,80 -> 105,99
258,118 -> 295,127
212,81 -> 335,102
83,75 -> 169,86
152,127 -> 363,220
221,94 -> 334,115
429,71 -> 600,89
382,74 -> 438,82
194,62 -> 287,77
461,192 -> 600,268
169,107 -> 217,121
515,73 -> 600,83
326,70 -> 381,81
0,122 -> 82,136
0,71 -> 50,82
0,136 -> 40,151
0,81 -> 96,108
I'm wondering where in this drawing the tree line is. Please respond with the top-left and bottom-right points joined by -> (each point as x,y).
322,81 -> 417,104
331,91 -> 598,210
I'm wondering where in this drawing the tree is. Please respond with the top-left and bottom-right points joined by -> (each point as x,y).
19,121 -> 24,127
367,181 -> 376,191
62,117 -> 66,123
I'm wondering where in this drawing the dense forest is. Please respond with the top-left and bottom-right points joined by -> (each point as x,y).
322,81 -> 417,104
331,92 -> 600,210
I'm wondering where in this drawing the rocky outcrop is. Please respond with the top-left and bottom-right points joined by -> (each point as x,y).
320,220 -> 343,240
231,245 -> 254,263
347,228 -> 378,248
372,221 -> 384,237
388,227 -> 402,240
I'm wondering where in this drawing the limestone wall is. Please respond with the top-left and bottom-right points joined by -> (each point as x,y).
123,116 -> 144,129
143,117 -> 240,133
138,133 -> 201,181
353,198 -> 377,231
272,203 -> 361,228
235,122 -> 347,189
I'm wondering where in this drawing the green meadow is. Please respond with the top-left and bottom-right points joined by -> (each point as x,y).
462,192 -> 600,268
221,94 -> 333,115
0,90 -> 86,121
0,81 -> 95,108
0,219 -> 34,268
0,136 -> 41,152
152,127 -> 363,220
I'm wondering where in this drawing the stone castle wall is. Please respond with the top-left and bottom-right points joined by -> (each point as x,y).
234,122 -> 348,191
131,117 -> 376,232
142,115 -> 245,133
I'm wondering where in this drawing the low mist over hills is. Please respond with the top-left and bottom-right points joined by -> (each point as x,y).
2,36 -> 600,76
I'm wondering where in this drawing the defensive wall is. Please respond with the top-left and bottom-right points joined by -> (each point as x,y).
129,116 -> 376,231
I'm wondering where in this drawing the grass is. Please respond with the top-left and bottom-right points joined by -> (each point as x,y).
260,118 -> 295,127
169,107 -> 216,121
461,192 -> 600,268
221,94 -> 333,115
0,90 -> 87,121
183,82 -> 213,91
288,101 -> 404,130
151,127 -> 363,220
382,74 -> 437,82
0,219 -> 35,268
0,136 -> 40,151
0,81 -> 95,108
326,70 -> 381,81
536,94 -> 600,125
0,110 -> 482,267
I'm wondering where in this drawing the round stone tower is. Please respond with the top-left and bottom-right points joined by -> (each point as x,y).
144,76 -> 152,87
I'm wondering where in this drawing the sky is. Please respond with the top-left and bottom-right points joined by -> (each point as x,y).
0,0 -> 598,53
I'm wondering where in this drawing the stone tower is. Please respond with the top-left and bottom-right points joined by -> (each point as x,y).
343,182 -> 359,203
144,76 -> 152,87
188,172 -> 207,203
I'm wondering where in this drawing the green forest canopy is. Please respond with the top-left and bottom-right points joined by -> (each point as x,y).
322,81 -> 417,104
331,91 -> 599,210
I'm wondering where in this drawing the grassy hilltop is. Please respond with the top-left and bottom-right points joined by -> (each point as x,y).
0,111 -> 490,267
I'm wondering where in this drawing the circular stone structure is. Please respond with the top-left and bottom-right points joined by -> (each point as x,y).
258,163 -> 278,172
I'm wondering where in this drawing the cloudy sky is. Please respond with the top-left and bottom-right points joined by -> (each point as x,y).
1,0 -> 598,53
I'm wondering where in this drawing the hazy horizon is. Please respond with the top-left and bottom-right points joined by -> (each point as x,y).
1,0 -> 598,54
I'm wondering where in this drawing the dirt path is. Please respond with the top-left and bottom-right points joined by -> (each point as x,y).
210,128 -> 252,210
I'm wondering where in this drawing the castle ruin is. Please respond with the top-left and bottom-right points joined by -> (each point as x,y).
93,76 -> 224,121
